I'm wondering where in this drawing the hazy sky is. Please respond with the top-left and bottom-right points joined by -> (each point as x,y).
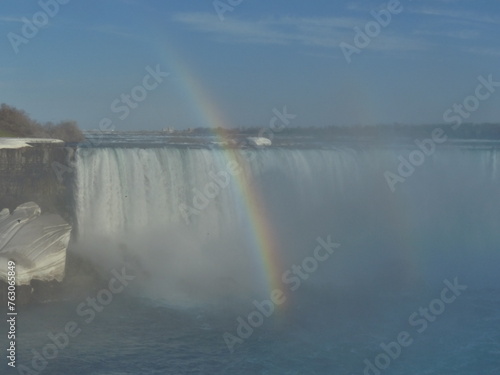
1,0 -> 500,130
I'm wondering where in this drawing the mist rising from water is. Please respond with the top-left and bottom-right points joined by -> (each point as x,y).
72,145 -> 500,311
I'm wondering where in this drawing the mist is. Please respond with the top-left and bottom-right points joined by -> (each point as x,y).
68,145 -> 500,321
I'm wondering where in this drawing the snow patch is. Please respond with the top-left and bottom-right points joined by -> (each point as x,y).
0,138 -> 64,150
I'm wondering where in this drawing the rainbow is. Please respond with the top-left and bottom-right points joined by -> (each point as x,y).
157,45 -> 287,300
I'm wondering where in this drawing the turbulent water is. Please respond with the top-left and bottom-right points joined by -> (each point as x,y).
4,138 -> 500,374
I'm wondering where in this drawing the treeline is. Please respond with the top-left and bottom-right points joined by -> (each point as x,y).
0,104 -> 84,142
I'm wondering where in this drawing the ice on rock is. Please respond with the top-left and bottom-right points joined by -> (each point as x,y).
0,202 -> 71,285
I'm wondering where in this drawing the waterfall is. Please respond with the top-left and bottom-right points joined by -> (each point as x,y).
72,145 -> 500,306
74,147 -> 365,237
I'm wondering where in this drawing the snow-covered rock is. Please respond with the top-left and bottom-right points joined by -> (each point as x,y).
246,137 -> 272,147
0,202 -> 71,285
0,138 -> 64,150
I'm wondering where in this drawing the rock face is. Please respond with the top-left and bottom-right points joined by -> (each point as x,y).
0,142 -> 73,219
0,202 -> 71,286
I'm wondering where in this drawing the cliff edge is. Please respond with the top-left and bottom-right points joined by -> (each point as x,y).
0,139 -> 74,220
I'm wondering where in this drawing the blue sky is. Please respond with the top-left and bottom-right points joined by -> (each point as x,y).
1,0 -> 500,130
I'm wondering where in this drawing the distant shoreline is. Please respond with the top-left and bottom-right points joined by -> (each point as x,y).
81,122 -> 500,141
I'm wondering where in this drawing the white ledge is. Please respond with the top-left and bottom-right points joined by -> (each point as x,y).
0,138 -> 64,150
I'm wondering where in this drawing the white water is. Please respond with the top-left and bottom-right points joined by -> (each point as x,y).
74,147 -> 364,237
73,145 -> 500,306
